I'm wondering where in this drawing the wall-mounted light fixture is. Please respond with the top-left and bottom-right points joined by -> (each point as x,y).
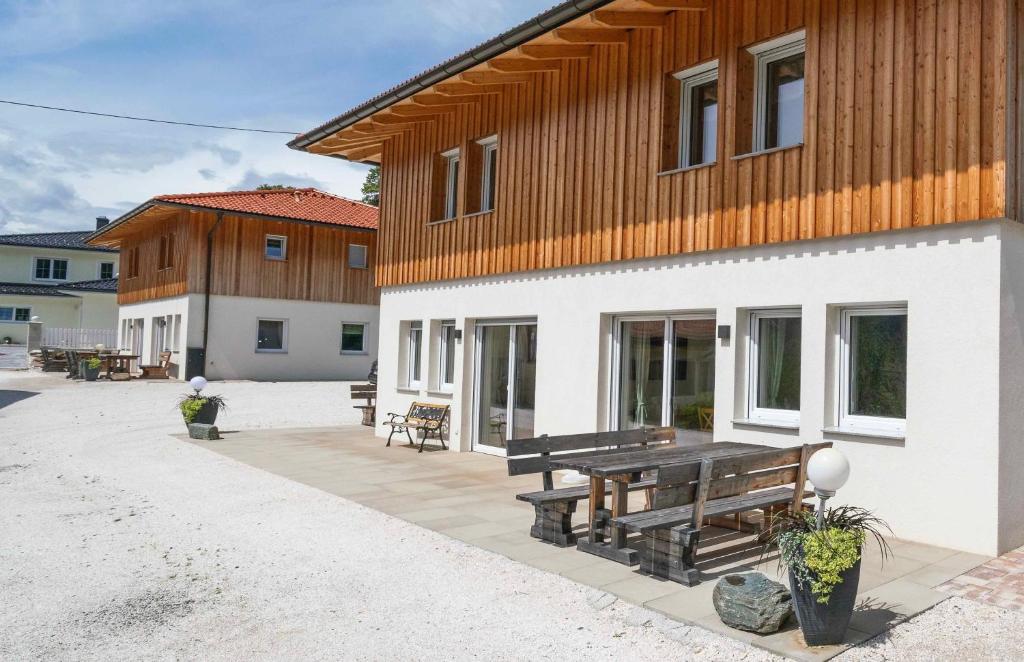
717,324 -> 731,341
453,329 -> 463,342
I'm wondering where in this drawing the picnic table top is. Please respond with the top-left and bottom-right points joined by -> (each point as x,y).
550,441 -> 770,477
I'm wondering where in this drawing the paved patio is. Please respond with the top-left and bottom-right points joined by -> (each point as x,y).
184,425 -> 991,661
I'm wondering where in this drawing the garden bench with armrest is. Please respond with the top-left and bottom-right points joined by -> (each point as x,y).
383,402 -> 449,452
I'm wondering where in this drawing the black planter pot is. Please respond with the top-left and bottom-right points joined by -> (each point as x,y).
82,364 -> 101,381
184,400 -> 219,428
789,557 -> 861,646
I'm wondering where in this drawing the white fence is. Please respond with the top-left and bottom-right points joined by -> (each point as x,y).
42,327 -> 118,349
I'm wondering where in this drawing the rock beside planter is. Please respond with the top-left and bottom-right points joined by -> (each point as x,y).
188,423 -> 220,440
713,572 -> 793,634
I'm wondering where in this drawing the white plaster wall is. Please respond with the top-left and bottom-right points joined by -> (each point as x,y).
377,220 -> 1005,554
0,245 -> 118,284
999,222 -> 1024,553
118,295 -> 195,379
203,295 -> 378,382
0,296 -> 79,344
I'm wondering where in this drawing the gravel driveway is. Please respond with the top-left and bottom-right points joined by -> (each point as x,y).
2,371 -> 1022,661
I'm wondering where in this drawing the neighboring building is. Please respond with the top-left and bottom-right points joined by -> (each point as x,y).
289,0 -> 1024,557
86,188 -> 379,381
0,223 -> 119,344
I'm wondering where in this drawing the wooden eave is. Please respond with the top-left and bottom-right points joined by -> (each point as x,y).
294,0 -> 709,163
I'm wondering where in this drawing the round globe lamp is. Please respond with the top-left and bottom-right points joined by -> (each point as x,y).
189,376 -> 208,393
806,448 -> 850,528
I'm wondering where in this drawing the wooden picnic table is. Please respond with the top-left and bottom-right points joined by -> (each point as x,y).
551,441 -> 770,565
102,354 -> 140,380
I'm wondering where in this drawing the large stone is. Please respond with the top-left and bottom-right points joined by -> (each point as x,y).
188,423 -> 220,440
712,572 -> 793,634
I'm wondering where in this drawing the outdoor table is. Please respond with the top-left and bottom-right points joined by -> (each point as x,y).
551,441 -> 769,565
102,354 -> 140,379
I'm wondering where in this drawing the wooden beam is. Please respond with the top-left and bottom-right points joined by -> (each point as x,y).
590,11 -> 666,28
518,44 -> 594,59
348,121 -> 419,134
460,70 -> 535,85
389,104 -> 459,117
339,144 -> 383,162
371,113 -> 437,125
638,0 -> 708,9
434,82 -> 507,96
318,136 -> 387,150
488,58 -> 564,73
412,93 -> 483,106
553,27 -> 630,44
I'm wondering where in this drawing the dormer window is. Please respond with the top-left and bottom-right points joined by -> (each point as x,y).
265,235 -> 287,260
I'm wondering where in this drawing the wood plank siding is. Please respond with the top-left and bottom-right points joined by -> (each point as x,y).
325,0 -> 1015,287
116,208 -> 379,306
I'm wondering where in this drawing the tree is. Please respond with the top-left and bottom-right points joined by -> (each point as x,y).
256,184 -> 293,190
361,166 -> 380,206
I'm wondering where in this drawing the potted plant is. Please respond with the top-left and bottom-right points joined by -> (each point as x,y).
81,357 -> 102,381
2,336 -> 11,345
762,506 -> 891,646
177,376 -> 227,428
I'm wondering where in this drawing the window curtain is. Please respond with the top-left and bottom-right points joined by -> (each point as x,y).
633,332 -> 651,427
761,319 -> 786,407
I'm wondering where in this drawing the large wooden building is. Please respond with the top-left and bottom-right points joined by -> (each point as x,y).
291,0 -> 1024,556
88,188 -> 379,381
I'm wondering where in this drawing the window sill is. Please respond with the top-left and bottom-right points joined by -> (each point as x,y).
463,210 -> 494,219
427,217 -> 458,227
255,349 -> 287,354
732,143 -> 803,162
426,389 -> 454,398
822,426 -> 905,441
396,386 -> 421,394
264,256 -> 287,262
340,351 -> 368,356
657,162 -> 716,177
732,418 -> 800,431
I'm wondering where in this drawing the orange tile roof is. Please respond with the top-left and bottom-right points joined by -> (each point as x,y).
154,188 -> 378,230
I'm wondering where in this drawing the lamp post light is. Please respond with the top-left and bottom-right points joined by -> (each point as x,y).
189,376 -> 208,394
806,448 -> 850,529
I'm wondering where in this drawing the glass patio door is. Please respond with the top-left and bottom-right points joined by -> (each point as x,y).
616,315 -> 716,445
474,321 -> 537,455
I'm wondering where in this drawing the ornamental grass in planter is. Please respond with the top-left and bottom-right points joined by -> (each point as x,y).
178,392 -> 227,428
82,357 -> 102,382
761,506 -> 892,646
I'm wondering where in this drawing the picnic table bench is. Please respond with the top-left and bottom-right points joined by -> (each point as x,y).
505,427 -> 675,547
139,351 -> 172,379
350,384 -> 376,426
611,442 -> 831,585
384,401 -> 449,452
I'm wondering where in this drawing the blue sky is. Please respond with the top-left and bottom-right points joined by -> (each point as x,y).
0,0 -> 553,233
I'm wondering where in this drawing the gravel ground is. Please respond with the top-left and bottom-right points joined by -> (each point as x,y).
1,371 -> 1021,661
0,372 -> 773,661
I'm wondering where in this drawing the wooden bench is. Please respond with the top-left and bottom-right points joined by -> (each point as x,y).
611,442 -> 830,585
350,384 -> 376,426
506,427 -> 676,547
40,347 -> 67,372
384,402 -> 449,452
139,351 -> 172,379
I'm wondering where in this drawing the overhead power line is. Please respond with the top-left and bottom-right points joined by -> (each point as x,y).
0,99 -> 300,135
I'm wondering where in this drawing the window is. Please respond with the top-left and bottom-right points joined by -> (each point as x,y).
341,323 -> 367,354
125,247 -> 140,279
158,233 -> 175,270
676,61 -> 719,168
443,148 -> 460,220
0,307 -> 30,322
838,307 -> 907,434
748,310 -> 802,424
99,262 -> 115,280
171,314 -> 182,351
751,31 -> 806,151
407,321 -> 423,387
348,244 -> 368,269
256,319 -> 287,352
438,320 -> 457,390
479,136 -> 498,212
265,235 -> 287,260
33,258 -> 68,281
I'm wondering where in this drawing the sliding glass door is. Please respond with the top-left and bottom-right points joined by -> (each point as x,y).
474,321 -> 537,455
616,315 -> 716,445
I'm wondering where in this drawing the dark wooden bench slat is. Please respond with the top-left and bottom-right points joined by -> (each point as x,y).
616,487 -> 810,534
507,441 -> 672,476
516,477 -> 657,505
507,426 -> 674,455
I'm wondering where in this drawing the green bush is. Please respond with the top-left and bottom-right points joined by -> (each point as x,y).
86,357 -> 102,370
177,393 -> 227,423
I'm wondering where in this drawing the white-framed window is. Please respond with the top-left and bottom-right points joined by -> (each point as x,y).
0,306 -> 31,322
256,318 -> 288,353
438,320 -> 457,390
675,60 -> 719,168
478,135 -> 498,212
407,321 -> 423,387
264,235 -> 287,260
341,322 -> 368,354
348,243 -> 368,269
747,309 -> 802,425
33,257 -> 68,281
837,306 -> 908,435
442,147 -> 460,220
171,314 -> 182,352
99,261 -> 115,280
750,30 -> 806,152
